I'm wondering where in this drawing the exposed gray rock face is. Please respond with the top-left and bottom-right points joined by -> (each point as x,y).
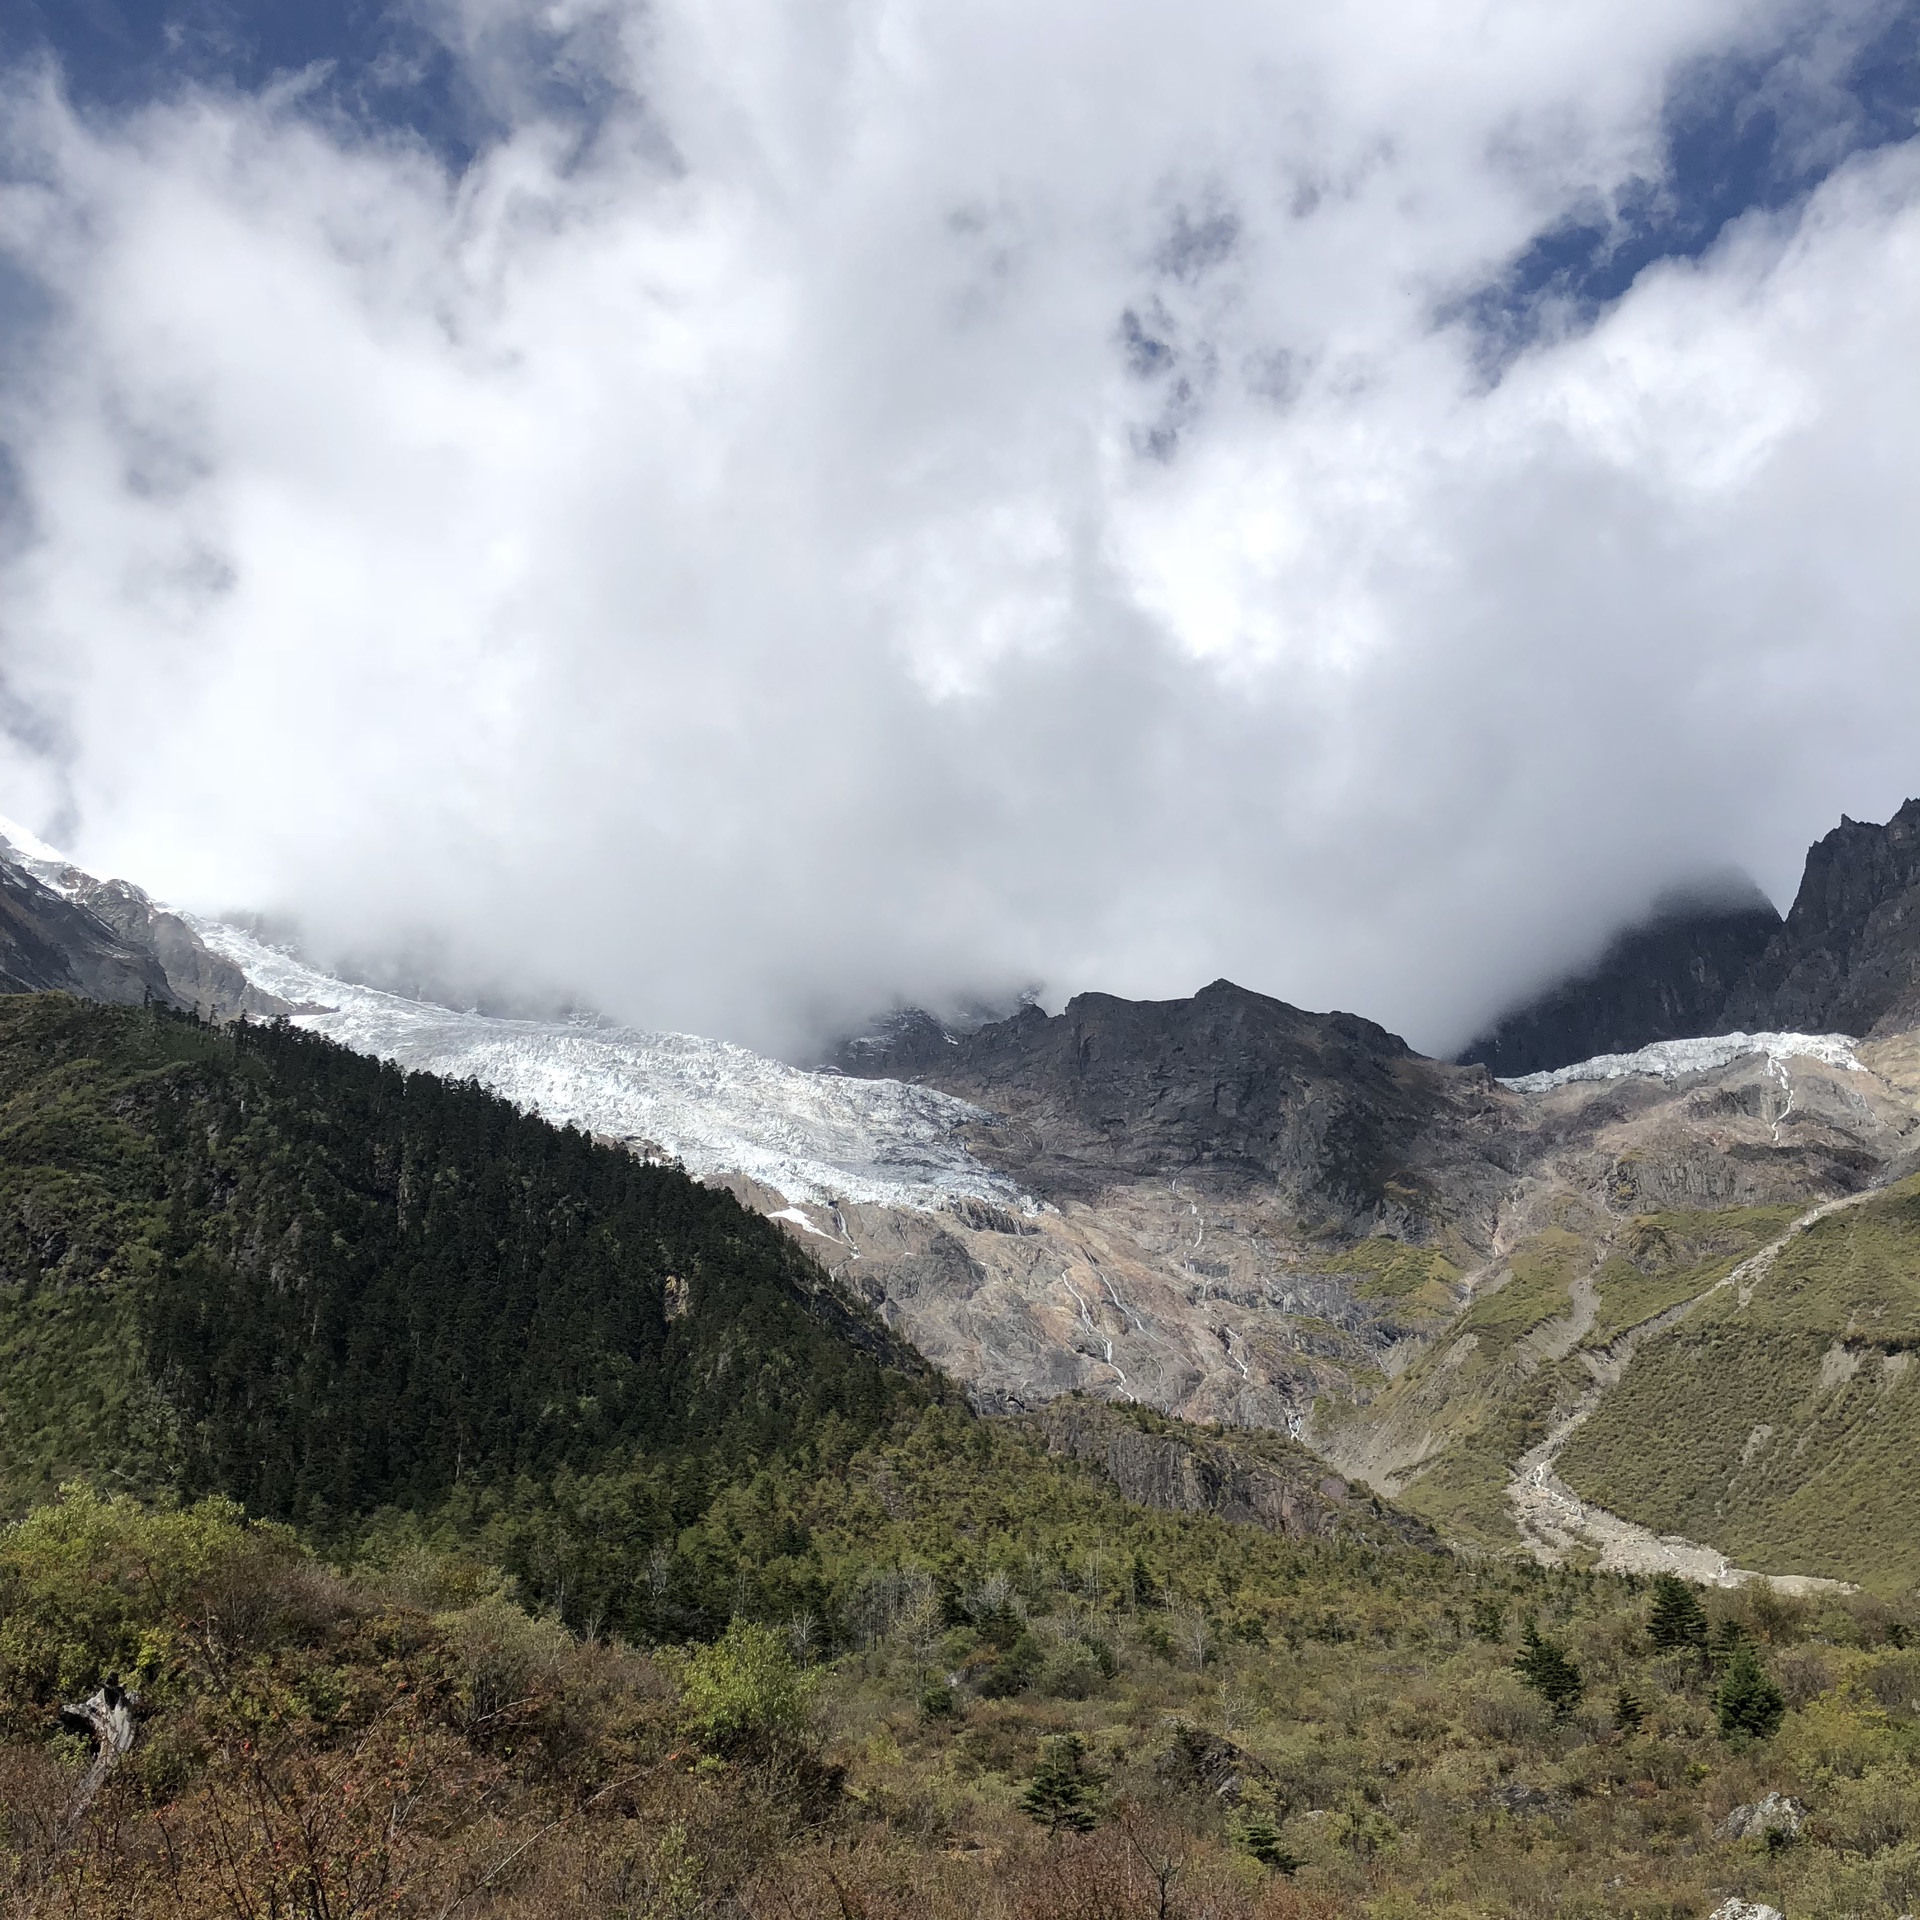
1022,1396 -> 1435,1548
1458,801 -> 1920,1067
1726,799 -> 1920,1036
0,860 -> 179,1006
0,838 -> 289,1022
1457,882 -> 1782,1079
60,874 -> 289,1021
812,953 -> 1920,1436
838,977 -> 1519,1238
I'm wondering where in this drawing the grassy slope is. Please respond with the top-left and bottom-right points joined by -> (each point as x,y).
1331,1209 -> 1799,1554
1560,1177 -> 1920,1590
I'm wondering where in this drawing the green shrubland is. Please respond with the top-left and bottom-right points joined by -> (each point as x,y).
7,1455 -> 1920,1919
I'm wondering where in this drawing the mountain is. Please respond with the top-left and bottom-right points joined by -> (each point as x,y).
1460,800 -> 1920,1071
1455,881 -> 1782,1078
1724,799 -> 1920,1036
836,979 -> 1514,1225
0,856 -> 179,1007
0,819 -> 284,1021
13,803 -> 1920,1591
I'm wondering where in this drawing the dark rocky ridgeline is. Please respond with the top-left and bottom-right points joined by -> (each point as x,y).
1723,798 -> 1920,1037
0,835 -> 287,1022
1457,800 -> 1920,1075
0,858 -> 180,1006
836,977 -> 1515,1235
1024,1397 -> 1437,1550
1455,880 -> 1782,1079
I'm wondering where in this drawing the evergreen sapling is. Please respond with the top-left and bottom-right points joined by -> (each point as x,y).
1020,1733 -> 1106,1834
1514,1619 -> 1583,1716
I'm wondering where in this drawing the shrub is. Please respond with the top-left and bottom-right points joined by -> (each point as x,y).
0,1485 -> 292,1720
680,1619 -> 820,1777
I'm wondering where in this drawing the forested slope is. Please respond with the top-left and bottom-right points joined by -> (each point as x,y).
0,995 -> 940,1589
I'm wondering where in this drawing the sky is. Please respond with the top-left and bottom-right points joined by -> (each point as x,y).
2,0 -> 1919,1059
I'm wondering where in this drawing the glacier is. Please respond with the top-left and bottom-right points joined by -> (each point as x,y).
186,920 -> 1027,1211
1500,1030 -> 1863,1093
0,815 -> 1023,1213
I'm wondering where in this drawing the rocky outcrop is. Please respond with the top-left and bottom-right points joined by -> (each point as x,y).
838,977 -> 1518,1237
1717,1793 -> 1807,1842
1457,882 -> 1782,1079
1024,1397 -> 1436,1548
1725,800 -> 1920,1037
0,860 -> 179,1007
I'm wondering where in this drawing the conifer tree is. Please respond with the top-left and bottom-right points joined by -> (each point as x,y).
1514,1618 -> 1583,1716
1020,1733 -> 1106,1834
1647,1572 -> 1709,1652
1238,1812 -> 1301,1875
1714,1641 -> 1786,1740
1614,1684 -> 1646,1734
1708,1615 -> 1749,1671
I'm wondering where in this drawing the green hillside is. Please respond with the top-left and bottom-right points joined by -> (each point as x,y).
0,994 -> 941,1628
1320,1207 -> 1797,1552
1560,1177 -> 1920,1590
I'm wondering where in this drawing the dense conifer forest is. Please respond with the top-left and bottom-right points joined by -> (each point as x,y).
0,996 -> 938,1628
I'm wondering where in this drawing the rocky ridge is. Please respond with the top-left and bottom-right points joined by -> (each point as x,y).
1464,799 -> 1920,1076
1457,883 -> 1783,1079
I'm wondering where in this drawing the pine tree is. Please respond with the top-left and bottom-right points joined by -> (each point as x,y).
1020,1733 -> 1106,1834
1613,1684 -> 1645,1734
1708,1616 -> 1749,1671
1714,1641 -> 1786,1740
1238,1812 -> 1301,1875
1514,1619 -> 1583,1716
1647,1572 -> 1709,1652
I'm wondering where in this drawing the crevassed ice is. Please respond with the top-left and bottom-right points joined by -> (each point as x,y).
0,816 -> 1021,1212
187,919 -> 1024,1212
1501,1031 -> 1862,1094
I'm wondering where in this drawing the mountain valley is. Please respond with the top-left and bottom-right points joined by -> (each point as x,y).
6,802 -> 1920,1600
9,808 -> 1920,1920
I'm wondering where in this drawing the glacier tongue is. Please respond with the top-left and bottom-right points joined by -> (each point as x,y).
187,918 -> 1024,1212
1501,1030 -> 1863,1093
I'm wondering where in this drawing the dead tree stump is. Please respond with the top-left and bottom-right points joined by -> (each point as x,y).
58,1682 -> 143,1825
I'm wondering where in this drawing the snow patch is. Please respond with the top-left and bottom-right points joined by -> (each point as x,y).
767,1206 -> 835,1239
0,813 -> 75,869
1501,1030 -> 1862,1093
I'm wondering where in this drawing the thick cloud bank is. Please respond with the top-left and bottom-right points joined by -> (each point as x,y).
2,0 -> 1919,1056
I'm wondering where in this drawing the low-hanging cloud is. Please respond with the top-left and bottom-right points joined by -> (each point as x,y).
2,0 -> 1919,1059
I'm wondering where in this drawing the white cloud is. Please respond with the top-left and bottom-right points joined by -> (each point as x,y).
1,0 -> 1916,1057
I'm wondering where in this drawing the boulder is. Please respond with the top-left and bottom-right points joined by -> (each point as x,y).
1717,1793 -> 1807,1842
